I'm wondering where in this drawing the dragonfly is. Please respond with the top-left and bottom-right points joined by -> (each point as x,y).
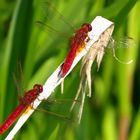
0,84 -> 43,135
37,2 -> 93,78
37,20 -> 92,78
0,82 -> 80,135
59,23 -> 92,77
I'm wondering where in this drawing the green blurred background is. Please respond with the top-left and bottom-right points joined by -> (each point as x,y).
0,0 -> 140,140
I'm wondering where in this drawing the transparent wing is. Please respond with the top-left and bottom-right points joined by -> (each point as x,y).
35,107 -> 71,121
107,36 -> 136,49
42,1 -> 75,31
106,36 -> 135,64
36,20 -> 69,38
13,62 -> 25,99
36,1 -> 75,37
37,97 -> 80,121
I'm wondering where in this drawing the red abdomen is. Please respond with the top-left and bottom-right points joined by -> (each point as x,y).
60,23 -> 92,77
61,43 -> 78,77
0,104 -> 26,135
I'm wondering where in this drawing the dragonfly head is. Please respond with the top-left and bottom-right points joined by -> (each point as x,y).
33,84 -> 43,93
82,23 -> 92,32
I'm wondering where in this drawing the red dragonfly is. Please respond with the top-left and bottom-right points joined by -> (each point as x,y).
0,84 -> 43,135
37,2 -> 93,78
60,23 -> 92,77
37,21 -> 92,78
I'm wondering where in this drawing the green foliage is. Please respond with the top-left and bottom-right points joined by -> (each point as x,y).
0,0 -> 140,139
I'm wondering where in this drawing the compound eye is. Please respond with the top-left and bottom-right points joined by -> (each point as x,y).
88,24 -> 92,31
82,23 -> 92,31
33,84 -> 43,93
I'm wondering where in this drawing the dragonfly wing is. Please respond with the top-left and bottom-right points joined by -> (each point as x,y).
37,1 -> 74,35
107,36 -> 135,49
106,36 -> 135,64
36,20 -> 69,38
